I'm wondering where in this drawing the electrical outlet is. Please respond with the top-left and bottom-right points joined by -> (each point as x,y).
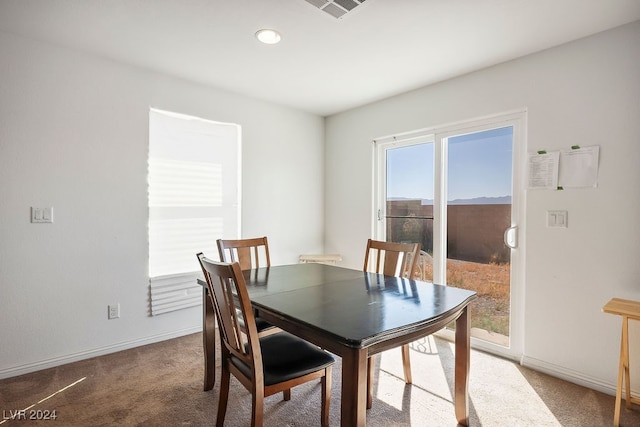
108,304 -> 120,319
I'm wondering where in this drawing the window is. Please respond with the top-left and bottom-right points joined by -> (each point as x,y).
148,108 -> 241,315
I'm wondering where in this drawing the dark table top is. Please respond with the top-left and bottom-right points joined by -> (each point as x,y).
241,263 -> 477,349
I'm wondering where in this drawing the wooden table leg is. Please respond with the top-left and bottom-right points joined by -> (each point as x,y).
203,286 -> 216,391
455,306 -> 471,426
340,347 -> 368,427
623,316 -> 631,410
614,316 -> 628,426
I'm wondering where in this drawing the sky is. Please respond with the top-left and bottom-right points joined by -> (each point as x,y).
386,127 -> 513,202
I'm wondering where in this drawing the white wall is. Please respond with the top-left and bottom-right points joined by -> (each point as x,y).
0,32 -> 325,378
324,21 -> 640,394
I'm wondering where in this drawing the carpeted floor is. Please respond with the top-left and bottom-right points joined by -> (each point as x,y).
1,332 -> 639,426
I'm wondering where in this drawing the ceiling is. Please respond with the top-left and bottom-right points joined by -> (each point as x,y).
1,0 -> 639,116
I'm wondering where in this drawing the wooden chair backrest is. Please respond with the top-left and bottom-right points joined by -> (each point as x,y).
363,239 -> 421,279
217,237 -> 271,270
197,254 -> 261,381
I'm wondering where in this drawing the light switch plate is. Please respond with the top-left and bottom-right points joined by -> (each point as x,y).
31,207 -> 54,223
547,210 -> 567,228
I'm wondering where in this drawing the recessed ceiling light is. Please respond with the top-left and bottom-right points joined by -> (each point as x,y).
255,29 -> 281,44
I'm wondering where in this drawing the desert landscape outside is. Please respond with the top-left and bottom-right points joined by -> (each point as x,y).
387,198 -> 511,342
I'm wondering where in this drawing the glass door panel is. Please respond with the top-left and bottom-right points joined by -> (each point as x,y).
385,143 -> 434,281
446,127 -> 513,347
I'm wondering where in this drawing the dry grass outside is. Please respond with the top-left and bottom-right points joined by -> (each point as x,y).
416,258 -> 510,336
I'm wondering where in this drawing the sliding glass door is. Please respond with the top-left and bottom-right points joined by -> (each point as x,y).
374,112 -> 525,359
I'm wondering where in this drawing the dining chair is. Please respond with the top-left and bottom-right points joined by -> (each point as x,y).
198,255 -> 335,427
363,238 -> 421,409
216,237 -> 278,336
217,236 -> 270,270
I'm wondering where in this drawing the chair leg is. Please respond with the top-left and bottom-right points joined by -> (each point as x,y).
367,356 -> 374,409
283,389 -> 291,401
216,366 -> 231,427
321,366 -> 332,427
252,385 -> 265,427
401,344 -> 412,384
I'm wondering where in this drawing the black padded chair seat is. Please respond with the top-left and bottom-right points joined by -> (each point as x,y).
231,332 -> 335,386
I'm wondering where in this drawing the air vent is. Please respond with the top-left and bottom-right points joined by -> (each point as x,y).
304,0 -> 366,19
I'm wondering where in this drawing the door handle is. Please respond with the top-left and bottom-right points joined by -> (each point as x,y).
504,226 -> 518,249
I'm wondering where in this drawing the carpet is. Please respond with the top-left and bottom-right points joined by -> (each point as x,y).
1,333 -> 639,426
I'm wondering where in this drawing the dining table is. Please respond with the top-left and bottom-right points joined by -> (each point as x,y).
200,262 -> 477,426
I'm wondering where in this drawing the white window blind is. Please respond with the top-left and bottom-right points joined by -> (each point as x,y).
148,108 -> 241,315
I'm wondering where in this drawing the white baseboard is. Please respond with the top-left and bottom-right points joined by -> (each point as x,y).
0,326 -> 202,380
520,355 -> 631,397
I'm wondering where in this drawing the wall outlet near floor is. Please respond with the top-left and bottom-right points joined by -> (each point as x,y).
108,304 -> 120,319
